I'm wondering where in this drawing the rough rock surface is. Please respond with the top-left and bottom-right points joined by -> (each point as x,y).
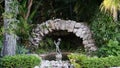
30,19 -> 97,53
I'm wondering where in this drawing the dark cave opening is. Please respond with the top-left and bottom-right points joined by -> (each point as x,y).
43,30 -> 85,52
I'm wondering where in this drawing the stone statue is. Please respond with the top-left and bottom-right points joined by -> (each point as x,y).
54,38 -> 62,61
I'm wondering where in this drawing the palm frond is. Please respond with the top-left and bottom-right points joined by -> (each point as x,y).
100,0 -> 120,13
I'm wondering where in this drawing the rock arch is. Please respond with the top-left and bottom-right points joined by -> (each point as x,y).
30,19 -> 97,53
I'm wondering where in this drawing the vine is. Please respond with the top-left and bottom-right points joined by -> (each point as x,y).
2,0 -> 19,35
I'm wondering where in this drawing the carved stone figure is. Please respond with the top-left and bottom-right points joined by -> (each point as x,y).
54,38 -> 62,61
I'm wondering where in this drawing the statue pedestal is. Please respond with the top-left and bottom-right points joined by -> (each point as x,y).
56,54 -> 62,61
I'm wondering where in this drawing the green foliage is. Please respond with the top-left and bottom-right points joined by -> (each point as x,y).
0,54 -> 41,68
17,0 -> 32,38
35,49 -> 46,54
60,41 -> 84,52
32,0 -> 101,22
74,0 -> 99,21
60,41 -> 71,50
36,36 -> 85,53
0,27 -> 3,53
68,53 -> 87,68
97,39 -> 120,57
17,0 -> 39,47
16,45 -> 29,54
2,0 -> 19,35
90,10 -> 120,46
68,54 -> 120,68
0,1 -> 4,14
0,41 -> 2,53
39,37 -> 54,49
82,56 -> 120,68
32,0 -> 77,22
90,10 -> 120,57
34,37 -> 55,54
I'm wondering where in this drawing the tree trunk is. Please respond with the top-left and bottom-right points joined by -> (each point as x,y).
2,33 -> 16,56
1,0 -> 18,56
113,7 -> 118,21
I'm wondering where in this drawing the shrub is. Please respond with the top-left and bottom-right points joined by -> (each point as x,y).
68,53 -> 120,68
68,53 -> 87,68
97,39 -> 120,57
90,10 -> 120,57
90,10 -> 120,47
0,54 -> 41,68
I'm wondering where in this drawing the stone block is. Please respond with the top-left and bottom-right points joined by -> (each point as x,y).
79,24 -> 85,29
88,39 -> 95,44
89,46 -> 97,51
54,19 -> 61,22
39,24 -> 44,33
54,22 -> 61,30
110,67 -> 120,68
83,34 -> 92,40
34,27 -> 40,33
82,27 -> 89,31
74,23 -> 82,28
34,38 -> 40,41
65,20 -> 71,30
75,28 -> 83,37
59,20 -> 66,30
38,31 -> 44,36
49,20 -> 55,29
83,40 -> 89,45
81,31 -> 87,38
35,33 -> 40,38
67,21 -> 76,32
44,28 -> 49,34
86,44 -> 95,47
73,29 -> 78,33
45,22 -> 52,32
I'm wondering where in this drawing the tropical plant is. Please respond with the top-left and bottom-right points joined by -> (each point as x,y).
17,0 -> 40,47
100,0 -> 120,21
